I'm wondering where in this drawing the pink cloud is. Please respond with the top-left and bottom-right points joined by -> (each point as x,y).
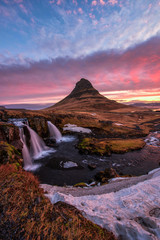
49,0 -> 55,4
72,0 -> 78,5
3,0 -> 9,4
57,0 -> 62,5
92,1 -> 97,6
108,0 -> 118,5
66,10 -> 72,15
78,8 -> 83,14
89,13 -> 95,19
19,4 -> 28,14
100,0 -> 105,5
0,36 -> 160,105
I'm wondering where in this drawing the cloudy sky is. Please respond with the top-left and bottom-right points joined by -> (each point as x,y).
0,0 -> 160,109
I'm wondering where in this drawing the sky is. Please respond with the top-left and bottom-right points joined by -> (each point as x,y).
0,0 -> 160,109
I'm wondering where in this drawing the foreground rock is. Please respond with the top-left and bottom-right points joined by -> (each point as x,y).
0,122 -> 22,165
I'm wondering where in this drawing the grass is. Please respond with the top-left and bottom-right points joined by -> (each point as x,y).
0,164 -> 116,240
0,141 -> 22,165
78,137 -> 146,155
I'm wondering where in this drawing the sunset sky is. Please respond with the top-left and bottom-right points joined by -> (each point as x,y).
0,0 -> 160,109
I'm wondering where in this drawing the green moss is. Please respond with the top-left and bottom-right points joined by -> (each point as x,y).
0,141 -> 22,165
78,137 -> 145,156
73,182 -> 88,187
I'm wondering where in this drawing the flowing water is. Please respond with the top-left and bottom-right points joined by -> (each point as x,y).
9,118 -> 160,186
34,132 -> 160,186
10,119 -> 55,170
47,121 -> 62,142
19,127 -> 33,170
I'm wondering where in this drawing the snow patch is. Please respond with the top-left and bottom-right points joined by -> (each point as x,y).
48,169 -> 160,240
63,124 -> 92,133
114,123 -> 123,126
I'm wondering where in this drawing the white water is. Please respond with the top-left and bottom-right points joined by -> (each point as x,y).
25,125 -> 53,159
47,121 -> 62,142
19,127 -> 33,170
9,118 -> 56,170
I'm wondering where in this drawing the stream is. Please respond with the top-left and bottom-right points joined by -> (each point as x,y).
34,132 -> 160,186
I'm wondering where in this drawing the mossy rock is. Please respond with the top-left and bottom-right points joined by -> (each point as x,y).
74,182 -> 88,188
0,141 -> 22,165
78,137 -> 145,156
95,168 -> 119,183
78,138 -> 111,156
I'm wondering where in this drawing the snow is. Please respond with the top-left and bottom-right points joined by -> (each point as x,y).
45,169 -> 160,240
114,123 -> 123,126
63,124 -> 92,133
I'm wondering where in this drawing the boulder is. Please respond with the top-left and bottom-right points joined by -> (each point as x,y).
95,168 -> 119,184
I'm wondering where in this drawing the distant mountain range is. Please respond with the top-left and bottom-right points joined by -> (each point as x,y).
130,102 -> 160,108
46,78 -> 127,112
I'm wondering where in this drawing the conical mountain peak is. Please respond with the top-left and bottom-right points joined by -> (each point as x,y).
68,78 -> 99,98
75,78 -> 94,89
47,78 -> 126,111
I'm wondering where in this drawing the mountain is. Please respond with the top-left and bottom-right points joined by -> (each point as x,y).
47,78 -> 127,112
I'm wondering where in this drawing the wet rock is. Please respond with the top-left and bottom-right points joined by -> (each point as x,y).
0,122 -> 22,151
0,141 -> 22,165
28,117 -> 48,138
95,168 -> 119,183
73,182 -> 88,188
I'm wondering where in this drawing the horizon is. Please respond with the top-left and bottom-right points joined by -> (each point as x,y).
0,0 -> 160,107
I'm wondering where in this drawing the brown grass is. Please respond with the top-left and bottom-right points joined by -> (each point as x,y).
0,164 -> 116,240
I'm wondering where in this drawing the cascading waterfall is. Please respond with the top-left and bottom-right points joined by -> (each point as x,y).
25,125 -> 49,159
9,118 -> 57,170
19,127 -> 33,170
47,121 -> 62,142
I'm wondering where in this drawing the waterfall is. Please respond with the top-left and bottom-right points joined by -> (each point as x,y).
25,125 -> 49,159
47,121 -> 62,142
9,118 -> 55,170
19,127 -> 33,170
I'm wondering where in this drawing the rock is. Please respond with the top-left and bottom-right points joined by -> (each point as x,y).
95,168 -> 119,183
28,117 -> 48,138
73,182 -> 88,188
0,122 -> 22,151
88,164 -> 97,170
0,141 -> 22,165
